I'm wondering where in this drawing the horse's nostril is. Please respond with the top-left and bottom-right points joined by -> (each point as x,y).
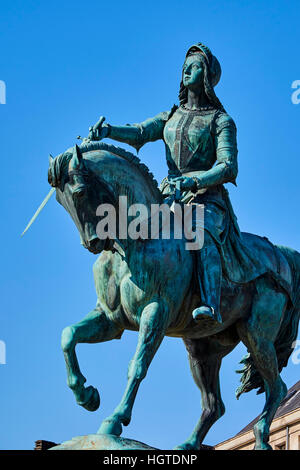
87,237 -> 100,253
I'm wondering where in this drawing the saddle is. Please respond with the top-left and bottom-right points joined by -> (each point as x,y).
221,230 -> 293,300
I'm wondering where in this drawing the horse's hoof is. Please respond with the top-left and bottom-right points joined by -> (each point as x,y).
77,385 -> 100,412
254,443 -> 273,450
97,416 -> 123,436
174,441 -> 197,450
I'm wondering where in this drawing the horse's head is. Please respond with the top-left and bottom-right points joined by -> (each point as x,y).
48,142 -> 163,254
48,145 -> 116,254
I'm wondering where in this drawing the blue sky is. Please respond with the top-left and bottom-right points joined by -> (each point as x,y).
0,0 -> 299,450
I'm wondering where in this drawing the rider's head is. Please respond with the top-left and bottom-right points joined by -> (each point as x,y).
179,43 -> 225,112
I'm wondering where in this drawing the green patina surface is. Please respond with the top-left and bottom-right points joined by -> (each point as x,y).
46,43 -> 300,450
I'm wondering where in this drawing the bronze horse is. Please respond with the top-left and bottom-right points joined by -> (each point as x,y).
48,142 -> 300,450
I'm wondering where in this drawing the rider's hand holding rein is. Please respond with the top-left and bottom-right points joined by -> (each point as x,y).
172,176 -> 197,192
170,176 -> 199,203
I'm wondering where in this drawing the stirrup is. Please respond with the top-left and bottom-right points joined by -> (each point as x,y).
192,305 -> 222,324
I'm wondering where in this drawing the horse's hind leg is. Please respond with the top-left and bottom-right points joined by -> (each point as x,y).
98,300 -> 169,436
61,308 -> 122,412
236,277 -> 288,450
175,337 -> 236,450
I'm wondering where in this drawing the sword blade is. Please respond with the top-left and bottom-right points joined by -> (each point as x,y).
21,187 -> 56,237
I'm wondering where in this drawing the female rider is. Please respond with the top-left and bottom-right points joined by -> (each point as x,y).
84,43 -> 240,328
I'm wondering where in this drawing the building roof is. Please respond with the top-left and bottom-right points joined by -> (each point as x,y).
237,380 -> 300,435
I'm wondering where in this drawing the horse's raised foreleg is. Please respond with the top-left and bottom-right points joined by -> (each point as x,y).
175,337 -> 235,450
236,277 -> 288,450
97,300 -> 169,436
61,308 -> 122,412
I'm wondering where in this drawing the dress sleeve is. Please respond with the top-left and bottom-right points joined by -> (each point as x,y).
109,107 -> 176,152
214,112 -> 238,184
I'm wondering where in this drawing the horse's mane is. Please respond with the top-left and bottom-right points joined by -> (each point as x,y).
49,141 -> 162,201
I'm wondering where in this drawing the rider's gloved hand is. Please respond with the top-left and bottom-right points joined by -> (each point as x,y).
83,116 -> 111,143
172,176 -> 197,192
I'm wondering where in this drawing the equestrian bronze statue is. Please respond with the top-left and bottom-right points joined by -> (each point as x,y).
44,43 -> 300,450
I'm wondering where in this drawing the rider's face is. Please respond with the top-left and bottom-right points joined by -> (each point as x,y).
182,55 -> 204,91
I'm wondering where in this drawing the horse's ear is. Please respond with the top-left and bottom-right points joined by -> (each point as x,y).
75,145 -> 82,162
49,154 -> 54,164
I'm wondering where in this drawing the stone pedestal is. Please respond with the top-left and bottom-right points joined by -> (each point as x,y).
50,434 -> 158,450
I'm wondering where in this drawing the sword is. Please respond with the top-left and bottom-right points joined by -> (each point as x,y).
21,187 -> 55,237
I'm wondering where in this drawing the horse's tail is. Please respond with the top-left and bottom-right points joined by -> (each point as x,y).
236,246 -> 300,399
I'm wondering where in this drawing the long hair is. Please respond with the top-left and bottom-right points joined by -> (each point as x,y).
179,51 -> 226,113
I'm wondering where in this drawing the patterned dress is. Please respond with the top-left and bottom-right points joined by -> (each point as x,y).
110,105 -> 267,284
